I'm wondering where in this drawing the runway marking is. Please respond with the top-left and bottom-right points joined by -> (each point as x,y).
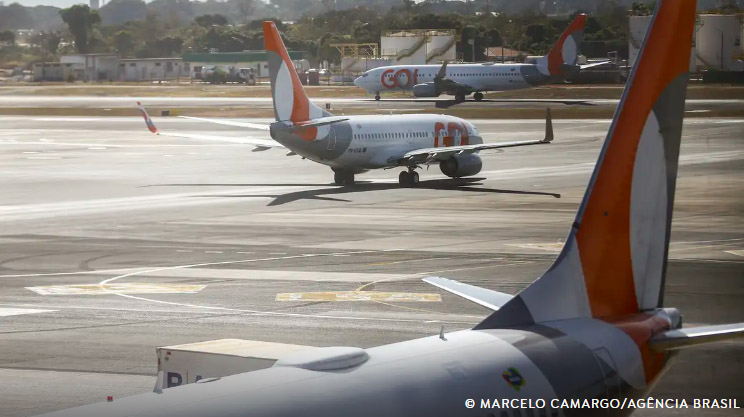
84,250 -> 483,324
26,283 -> 207,296
725,250 -> 744,257
276,291 -> 441,302
0,308 -> 57,317
505,242 -> 563,252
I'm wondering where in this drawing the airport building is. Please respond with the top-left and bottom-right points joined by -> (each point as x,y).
182,51 -> 309,80
118,58 -> 189,82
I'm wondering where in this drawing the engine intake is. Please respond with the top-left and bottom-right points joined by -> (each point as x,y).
412,82 -> 439,98
439,154 -> 482,178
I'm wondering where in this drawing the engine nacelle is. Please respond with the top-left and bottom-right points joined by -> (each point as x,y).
412,82 -> 439,98
439,154 -> 483,178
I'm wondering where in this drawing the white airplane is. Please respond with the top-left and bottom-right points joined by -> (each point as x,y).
42,2 -> 744,416
138,23 -> 554,188
138,26 -> 553,186
354,14 -> 607,102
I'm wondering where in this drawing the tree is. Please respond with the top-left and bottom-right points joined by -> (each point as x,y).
0,30 -> 15,45
195,14 -> 228,28
235,0 -> 255,25
59,5 -> 101,54
99,0 -> 147,26
113,30 -> 135,56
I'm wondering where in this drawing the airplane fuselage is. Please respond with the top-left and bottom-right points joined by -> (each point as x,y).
270,113 -> 482,171
354,63 -> 547,95
39,311 -> 676,417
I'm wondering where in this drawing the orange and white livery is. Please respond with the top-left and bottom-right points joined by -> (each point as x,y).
138,21 -> 554,187
56,3 -> 742,415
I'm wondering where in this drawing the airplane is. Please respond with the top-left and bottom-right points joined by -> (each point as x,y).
353,13 -> 608,102
41,2 -> 744,416
138,24 -> 554,188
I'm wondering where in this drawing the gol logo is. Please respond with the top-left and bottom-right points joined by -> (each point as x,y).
381,68 -> 419,89
502,367 -> 525,391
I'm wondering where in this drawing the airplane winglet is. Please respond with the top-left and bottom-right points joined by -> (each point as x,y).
137,102 -> 159,134
543,108 -> 554,143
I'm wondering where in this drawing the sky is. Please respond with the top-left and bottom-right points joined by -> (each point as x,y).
6,0 -> 142,5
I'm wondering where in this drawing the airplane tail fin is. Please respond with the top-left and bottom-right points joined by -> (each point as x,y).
478,0 -> 696,328
263,21 -> 331,124
536,13 -> 587,77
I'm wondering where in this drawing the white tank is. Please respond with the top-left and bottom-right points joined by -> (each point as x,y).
629,15 -> 697,72
696,14 -> 743,71
381,30 -> 455,65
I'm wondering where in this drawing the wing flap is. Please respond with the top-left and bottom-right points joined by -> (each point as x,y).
649,323 -> 744,352
423,277 -> 513,311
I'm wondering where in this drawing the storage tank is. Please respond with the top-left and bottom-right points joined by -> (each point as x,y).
696,14 -> 743,71
381,31 -> 427,65
630,15 -> 697,72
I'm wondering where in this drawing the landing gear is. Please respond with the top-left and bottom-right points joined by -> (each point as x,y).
334,170 -> 355,186
398,169 -> 420,187
473,92 -> 484,101
374,93 -> 381,101
455,92 -> 466,102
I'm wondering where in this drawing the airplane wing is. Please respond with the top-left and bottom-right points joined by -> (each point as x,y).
137,102 -> 284,150
179,116 -> 271,131
423,277 -> 513,311
649,323 -> 744,352
393,108 -> 553,165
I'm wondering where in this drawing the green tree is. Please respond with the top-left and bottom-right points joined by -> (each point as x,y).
113,30 -> 135,56
0,30 -> 15,45
195,14 -> 229,27
59,5 -> 101,53
100,0 -> 147,26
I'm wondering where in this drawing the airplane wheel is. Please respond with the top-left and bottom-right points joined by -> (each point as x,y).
375,93 -> 381,101
410,171 -> 420,186
399,171 -> 411,187
455,93 -> 466,102
333,171 -> 343,185
474,92 -> 484,101
343,172 -> 355,186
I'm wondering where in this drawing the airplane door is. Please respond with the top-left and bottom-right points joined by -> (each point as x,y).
327,128 -> 336,150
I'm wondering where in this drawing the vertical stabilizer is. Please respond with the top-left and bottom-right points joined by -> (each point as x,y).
263,21 -> 331,125
536,13 -> 587,77
478,0 -> 696,327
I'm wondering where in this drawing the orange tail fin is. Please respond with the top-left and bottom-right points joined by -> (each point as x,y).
479,0 -> 697,327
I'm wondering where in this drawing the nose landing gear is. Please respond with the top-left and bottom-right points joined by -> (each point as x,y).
374,93 -> 381,101
398,169 -> 420,187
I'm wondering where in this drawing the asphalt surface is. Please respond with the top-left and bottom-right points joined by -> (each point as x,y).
0,114 -> 742,416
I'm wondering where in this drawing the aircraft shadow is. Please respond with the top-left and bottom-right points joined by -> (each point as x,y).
165,178 -> 561,206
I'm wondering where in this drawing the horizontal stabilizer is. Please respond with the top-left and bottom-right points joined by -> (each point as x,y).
283,116 -> 350,131
423,277 -> 513,311
649,323 -> 744,352
580,60 -> 612,70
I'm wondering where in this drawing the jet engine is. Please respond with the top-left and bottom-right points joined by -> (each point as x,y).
439,154 -> 482,178
412,82 -> 439,98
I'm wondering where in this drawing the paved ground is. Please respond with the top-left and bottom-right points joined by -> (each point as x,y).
0,114 -> 742,416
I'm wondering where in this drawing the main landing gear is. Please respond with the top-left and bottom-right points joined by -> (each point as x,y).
473,92 -> 484,101
455,93 -> 466,102
374,92 -> 381,101
333,169 -> 355,186
398,169 -> 420,187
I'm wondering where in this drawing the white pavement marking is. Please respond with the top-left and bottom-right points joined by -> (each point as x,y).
0,308 -> 57,317
85,250 -> 482,324
725,250 -> 744,257
132,268 -> 417,283
26,283 -> 207,296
